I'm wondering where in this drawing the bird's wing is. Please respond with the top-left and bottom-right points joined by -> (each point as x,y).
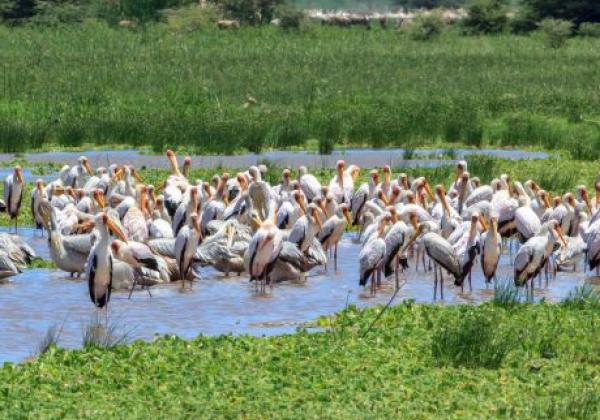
63,234 -> 95,255
515,208 -> 541,239
147,238 -> 176,259
300,175 -> 321,201
423,233 -> 460,275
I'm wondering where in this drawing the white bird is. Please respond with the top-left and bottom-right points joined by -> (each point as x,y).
86,212 -> 128,308
480,215 -> 501,283
245,219 -> 283,291
3,165 -> 25,233
358,214 -> 390,295
65,156 -> 93,188
514,221 -> 566,296
31,179 -> 48,236
298,166 -> 322,203
351,169 -> 379,225
318,203 -> 352,269
174,212 -> 203,286
288,203 -> 323,253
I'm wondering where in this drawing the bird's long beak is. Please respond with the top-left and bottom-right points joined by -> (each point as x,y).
83,160 -> 93,176
258,235 -> 273,251
52,186 -> 65,196
97,193 -> 106,209
156,181 -> 166,193
112,168 -> 123,182
401,226 -> 422,254
543,194 -> 551,210
107,218 -> 127,242
437,185 -> 450,216
352,168 -> 360,182
15,170 -> 24,184
378,192 -> 389,206
313,210 -> 323,231
555,226 -> 567,247
167,150 -> 182,178
132,169 -> 143,184
424,181 -> 435,202
409,213 -> 419,230
479,215 -> 488,231
343,208 -> 352,226
491,218 -> 498,233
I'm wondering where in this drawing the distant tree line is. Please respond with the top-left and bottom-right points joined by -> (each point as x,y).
0,0 -> 598,28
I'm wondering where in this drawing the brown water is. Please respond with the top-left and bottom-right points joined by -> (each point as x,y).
0,229 -> 593,364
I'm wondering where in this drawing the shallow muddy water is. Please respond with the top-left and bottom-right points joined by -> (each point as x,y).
0,230 -> 593,364
0,148 -> 550,170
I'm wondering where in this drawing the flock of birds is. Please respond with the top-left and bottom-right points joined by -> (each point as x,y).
1,150 -> 599,309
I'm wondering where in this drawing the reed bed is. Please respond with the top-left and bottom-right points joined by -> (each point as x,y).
0,25 -> 598,156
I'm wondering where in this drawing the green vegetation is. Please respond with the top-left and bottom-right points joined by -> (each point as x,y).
1,300 -> 598,417
0,24 -> 599,156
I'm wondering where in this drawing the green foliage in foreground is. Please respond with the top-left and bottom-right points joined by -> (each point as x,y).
0,25 -> 599,157
1,301 -> 598,417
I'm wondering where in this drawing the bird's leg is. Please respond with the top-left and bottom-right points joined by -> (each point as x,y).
433,263 -> 438,300
439,266 -> 444,300
468,271 -> 472,292
415,249 -> 420,272
395,256 -> 400,290
376,268 -> 381,287
128,275 -> 138,300
334,244 -> 338,271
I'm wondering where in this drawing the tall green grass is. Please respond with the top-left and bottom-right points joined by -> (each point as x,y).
0,24 -> 599,155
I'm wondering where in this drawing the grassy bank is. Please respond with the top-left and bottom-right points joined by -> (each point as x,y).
1,24 -> 599,156
1,155 -> 599,227
1,301 -> 598,417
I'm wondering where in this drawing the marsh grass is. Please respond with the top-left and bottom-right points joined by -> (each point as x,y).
561,284 -> 600,308
32,324 -> 64,357
82,312 -> 136,349
0,26 -> 598,155
493,277 -> 521,307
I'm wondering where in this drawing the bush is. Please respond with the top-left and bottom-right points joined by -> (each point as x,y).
579,22 -> 600,37
432,308 -> 510,369
162,4 -> 220,32
538,18 -> 573,48
274,3 -> 304,30
214,0 -> 283,25
408,12 -> 444,41
520,0 -> 600,26
461,0 -> 507,35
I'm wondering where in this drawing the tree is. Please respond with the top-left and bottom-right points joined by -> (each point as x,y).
520,0 -> 599,25
1,0 -> 38,20
461,0 -> 507,34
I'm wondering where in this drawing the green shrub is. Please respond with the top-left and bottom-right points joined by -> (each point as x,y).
162,4 -> 220,32
461,0 -> 507,35
408,12 -> 444,41
578,22 -> 600,37
493,278 -> 521,307
274,3 -> 304,30
214,0 -> 283,25
538,18 -> 573,48
432,307 -> 510,369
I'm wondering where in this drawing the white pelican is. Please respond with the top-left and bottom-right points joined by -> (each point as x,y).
3,165 -> 25,232
86,212 -> 128,308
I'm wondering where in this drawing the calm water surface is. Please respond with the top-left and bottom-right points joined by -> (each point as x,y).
0,230 -> 593,364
